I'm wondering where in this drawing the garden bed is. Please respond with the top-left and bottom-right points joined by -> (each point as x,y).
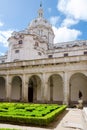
0,103 -> 67,126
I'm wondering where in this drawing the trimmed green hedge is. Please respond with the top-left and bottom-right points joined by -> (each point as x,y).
0,129 -> 18,130
0,103 -> 67,126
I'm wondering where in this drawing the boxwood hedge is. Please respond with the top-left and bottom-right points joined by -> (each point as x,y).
0,103 -> 67,126
0,129 -> 18,130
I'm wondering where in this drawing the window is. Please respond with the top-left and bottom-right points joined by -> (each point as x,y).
44,20 -> 47,23
18,40 -> 23,44
1,60 -> 5,63
14,59 -> 19,62
38,52 -> 42,56
83,42 -> 86,45
72,45 -> 79,47
84,51 -> 87,55
48,55 -> 53,58
15,50 -> 19,53
64,53 -> 68,57
35,20 -> 37,23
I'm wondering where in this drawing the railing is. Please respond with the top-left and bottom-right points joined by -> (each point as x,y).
54,40 -> 87,49
0,55 -> 87,70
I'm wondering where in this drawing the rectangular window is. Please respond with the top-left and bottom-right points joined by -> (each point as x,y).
84,51 -> 87,55
15,50 -> 19,53
1,60 -> 5,63
38,52 -> 42,56
14,59 -> 19,62
48,55 -> 53,58
18,40 -> 23,44
64,53 -> 68,57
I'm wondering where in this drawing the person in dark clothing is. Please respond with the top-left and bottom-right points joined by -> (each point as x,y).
79,90 -> 82,99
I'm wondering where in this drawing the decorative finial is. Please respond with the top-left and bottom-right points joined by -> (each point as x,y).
38,1 -> 43,18
40,1 -> 42,7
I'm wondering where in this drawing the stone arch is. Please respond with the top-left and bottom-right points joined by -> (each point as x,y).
0,77 -> 6,100
69,73 -> 87,104
28,75 -> 41,102
11,76 -> 22,101
48,74 -> 63,104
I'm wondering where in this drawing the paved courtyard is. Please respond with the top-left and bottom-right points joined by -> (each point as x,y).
0,108 -> 86,130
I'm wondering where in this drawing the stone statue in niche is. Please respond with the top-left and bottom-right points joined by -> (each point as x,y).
79,90 -> 83,99
77,90 -> 83,109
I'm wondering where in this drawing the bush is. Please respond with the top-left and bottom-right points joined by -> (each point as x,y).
0,103 -> 67,126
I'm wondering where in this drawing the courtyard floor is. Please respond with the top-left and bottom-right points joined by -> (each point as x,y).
0,108 -> 86,130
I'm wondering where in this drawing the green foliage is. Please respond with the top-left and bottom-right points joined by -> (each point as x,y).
0,128 -> 18,130
0,102 -> 67,126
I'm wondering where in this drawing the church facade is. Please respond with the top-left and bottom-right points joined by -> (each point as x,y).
0,5 -> 87,105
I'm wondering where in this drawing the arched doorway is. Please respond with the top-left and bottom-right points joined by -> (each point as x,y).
69,73 -> 87,104
0,77 -> 6,100
28,75 -> 41,103
28,80 -> 33,102
48,74 -> 63,104
11,76 -> 22,101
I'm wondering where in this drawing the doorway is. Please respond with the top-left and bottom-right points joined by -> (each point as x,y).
28,87 -> 33,102
28,75 -> 41,102
28,81 -> 33,102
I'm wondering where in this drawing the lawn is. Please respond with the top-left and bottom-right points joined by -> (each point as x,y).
0,103 -> 66,126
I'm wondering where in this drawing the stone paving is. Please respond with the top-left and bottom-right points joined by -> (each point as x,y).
83,107 -> 87,123
56,108 -> 86,130
0,108 -> 86,130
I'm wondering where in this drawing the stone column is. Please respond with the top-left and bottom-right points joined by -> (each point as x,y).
6,75 -> 11,102
41,76 -> 44,103
50,77 -> 53,102
22,74 -> 28,102
41,73 -> 48,103
63,72 -> 69,105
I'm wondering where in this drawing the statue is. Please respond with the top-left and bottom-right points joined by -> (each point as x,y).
77,90 -> 83,109
79,90 -> 83,99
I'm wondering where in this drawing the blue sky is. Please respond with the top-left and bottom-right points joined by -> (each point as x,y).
0,0 -> 87,55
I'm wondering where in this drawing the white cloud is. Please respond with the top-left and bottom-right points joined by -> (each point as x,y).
49,16 -> 60,26
0,52 -> 4,56
0,22 -> 4,27
50,0 -> 85,43
53,26 -> 81,43
61,18 -> 79,27
57,0 -> 87,21
0,30 -> 13,46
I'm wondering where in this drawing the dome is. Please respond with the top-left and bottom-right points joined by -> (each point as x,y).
27,5 -> 53,32
28,17 -> 52,30
27,3 -> 55,47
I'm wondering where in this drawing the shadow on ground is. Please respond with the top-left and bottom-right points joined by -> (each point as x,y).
42,109 -> 69,129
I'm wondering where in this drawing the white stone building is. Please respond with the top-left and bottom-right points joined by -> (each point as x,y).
0,4 -> 87,105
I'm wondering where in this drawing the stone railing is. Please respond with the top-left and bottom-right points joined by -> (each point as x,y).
0,55 -> 87,70
54,40 -> 87,49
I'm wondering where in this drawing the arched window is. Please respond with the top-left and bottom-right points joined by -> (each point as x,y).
18,40 -> 23,44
